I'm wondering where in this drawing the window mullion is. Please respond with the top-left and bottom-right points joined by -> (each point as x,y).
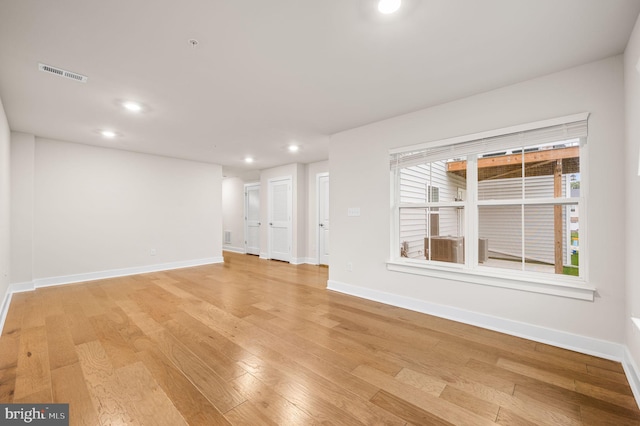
521,147 -> 525,271
391,168 -> 400,260
578,136 -> 588,281
477,198 -> 580,206
467,155 -> 478,268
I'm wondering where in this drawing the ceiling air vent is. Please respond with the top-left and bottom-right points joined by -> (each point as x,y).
38,63 -> 88,83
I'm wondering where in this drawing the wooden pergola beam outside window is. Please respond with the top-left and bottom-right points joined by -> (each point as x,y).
446,146 -> 579,180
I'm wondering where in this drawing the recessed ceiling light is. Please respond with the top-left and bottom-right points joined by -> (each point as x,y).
122,101 -> 142,112
101,130 -> 117,138
378,0 -> 401,14
288,145 -> 299,153
244,157 -> 254,164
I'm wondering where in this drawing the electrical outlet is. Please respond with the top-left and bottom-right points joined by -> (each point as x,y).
347,262 -> 353,272
150,249 -> 157,256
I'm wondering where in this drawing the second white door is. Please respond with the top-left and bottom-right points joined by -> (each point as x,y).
318,173 -> 330,266
244,183 -> 260,255
268,176 -> 292,262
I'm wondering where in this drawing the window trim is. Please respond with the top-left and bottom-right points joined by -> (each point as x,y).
386,259 -> 595,301
389,113 -> 594,301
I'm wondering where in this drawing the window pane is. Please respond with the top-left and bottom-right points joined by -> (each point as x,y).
478,205 -> 523,270
523,140 -> 580,200
399,207 -> 432,259
400,164 -> 432,204
400,207 -> 465,263
523,204 -> 579,276
400,158 -> 467,204
478,204 -> 579,275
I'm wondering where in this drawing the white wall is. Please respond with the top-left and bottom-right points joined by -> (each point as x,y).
10,132 -> 35,284
625,14 -> 640,376
222,177 -> 247,253
0,97 -> 10,298
13,137 -> 223,282
306,160 -> 329,264
329,56 -> 625,344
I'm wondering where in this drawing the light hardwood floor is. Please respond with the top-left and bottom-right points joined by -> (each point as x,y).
0,251 -> 638,425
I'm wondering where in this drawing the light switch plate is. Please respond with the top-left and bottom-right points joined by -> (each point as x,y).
347,207 -> 361,217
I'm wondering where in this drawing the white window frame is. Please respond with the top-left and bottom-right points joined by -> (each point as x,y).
388,113 -> 595,301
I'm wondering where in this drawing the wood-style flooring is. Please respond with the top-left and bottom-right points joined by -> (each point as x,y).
0,251 -> 638,425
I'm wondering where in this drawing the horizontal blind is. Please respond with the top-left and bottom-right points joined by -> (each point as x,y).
391,118 -> 588,170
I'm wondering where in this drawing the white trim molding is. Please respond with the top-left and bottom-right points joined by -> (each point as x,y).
33,257 -> 223,288
624,347 -> 640,408
0,281 -> 36,334
0,292 -> 12,335
387,261 -> 595,301
327,279 -> 623,361
7,281 -> 36,293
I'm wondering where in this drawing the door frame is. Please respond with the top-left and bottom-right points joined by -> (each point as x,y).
316,172 -> 329,265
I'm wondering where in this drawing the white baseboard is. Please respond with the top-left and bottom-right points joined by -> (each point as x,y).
0,291 -> 12,335
0,257 -> 224,334
33,257 -> 224,288
8,281 -> 36,293
223,246 -> 246,254
624,347 -> 640,407
327,279 -> 625,362
0,281 -> 37,334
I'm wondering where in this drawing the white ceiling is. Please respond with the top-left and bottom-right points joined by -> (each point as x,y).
0,0 -> 639,175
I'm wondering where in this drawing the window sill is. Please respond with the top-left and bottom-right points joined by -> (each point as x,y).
386,259 -> 596,301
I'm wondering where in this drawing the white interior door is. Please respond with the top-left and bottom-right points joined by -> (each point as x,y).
318,174 -> 330,265
244,183 -> 260,255
268,177 -> 292,262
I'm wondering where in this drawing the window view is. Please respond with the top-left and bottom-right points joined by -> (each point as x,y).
399,159 -> 466,264
392,118 -> 586,283
476,140 -> 580,275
